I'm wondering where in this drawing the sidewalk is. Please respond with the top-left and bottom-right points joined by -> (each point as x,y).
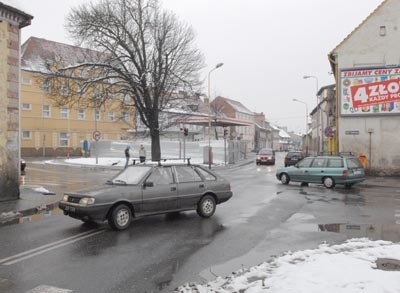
1,156 -> 399,226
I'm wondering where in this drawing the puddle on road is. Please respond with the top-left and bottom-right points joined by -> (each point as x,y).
0,206 -> 63,227
19,207 -> 62,224
291,222 -> 400,242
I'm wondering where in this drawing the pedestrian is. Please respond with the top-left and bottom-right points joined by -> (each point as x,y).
139,145 -> 146,163
83,139 -> 89,157
124,146 -> 130,168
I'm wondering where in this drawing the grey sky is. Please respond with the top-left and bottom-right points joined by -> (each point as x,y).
10,0 -> 383,133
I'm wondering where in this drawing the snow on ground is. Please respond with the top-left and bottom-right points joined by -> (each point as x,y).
33,186 -> 51,194
176,239 -> 400,293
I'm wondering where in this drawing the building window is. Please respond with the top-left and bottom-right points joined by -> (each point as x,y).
121,111 -> 130,122
77,108 -> 85,120
108,111 -> 115,121
22,78 -> 32,85
60,107 -> 69,119
94,109 -> 101,121
60,132 -> 69,146
22,130 -> 31,139
93,89 -> 101,100
43,105 -> 51,118
42,80 -> 51,93
22,103 -> 31,110
60,84 -> 69,96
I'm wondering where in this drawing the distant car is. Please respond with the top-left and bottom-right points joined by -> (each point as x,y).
20,159 -> 26,172
256,148 -> 275,165
276,155 -> 365,188
284,151 -> 305,167
59,162 -> 233,230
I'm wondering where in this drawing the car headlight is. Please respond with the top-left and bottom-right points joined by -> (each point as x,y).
79,197 -> 95,205
63,195 -> 69,202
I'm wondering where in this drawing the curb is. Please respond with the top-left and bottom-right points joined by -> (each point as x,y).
0,200 -> 60,227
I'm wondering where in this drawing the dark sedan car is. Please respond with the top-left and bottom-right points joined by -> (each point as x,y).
59,162 -> 232,230
284,151 -> 305,167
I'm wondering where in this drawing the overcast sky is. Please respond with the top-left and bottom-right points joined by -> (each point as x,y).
8,0 -> 383,134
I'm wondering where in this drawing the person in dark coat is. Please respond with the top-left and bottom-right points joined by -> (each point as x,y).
124,146 -> 130,168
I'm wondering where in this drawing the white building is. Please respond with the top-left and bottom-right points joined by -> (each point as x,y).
329,0 -> 400,175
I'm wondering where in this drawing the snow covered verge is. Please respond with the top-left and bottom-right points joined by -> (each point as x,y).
175,238 -> 400,293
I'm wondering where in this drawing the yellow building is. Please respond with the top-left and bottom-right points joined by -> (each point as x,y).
20,37 -> 136,157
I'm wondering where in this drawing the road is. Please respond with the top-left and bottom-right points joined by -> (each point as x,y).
0,155 -> 399,293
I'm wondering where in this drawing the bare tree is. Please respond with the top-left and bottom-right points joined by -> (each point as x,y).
44,0 -> 204,161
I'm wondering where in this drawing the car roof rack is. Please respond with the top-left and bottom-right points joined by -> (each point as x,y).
338,152 -> 357,157
131,158 -> 192,166
154,158 -> 192,166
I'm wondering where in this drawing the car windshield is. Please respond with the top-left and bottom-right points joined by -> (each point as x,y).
110,166 -> 151,185
259,149 -> 273,155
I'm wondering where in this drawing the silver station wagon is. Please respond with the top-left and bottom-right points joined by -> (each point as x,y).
59,161 -> 233,230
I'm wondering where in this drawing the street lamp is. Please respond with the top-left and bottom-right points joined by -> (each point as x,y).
303,75 -> 319,98
303,74 -> 320,154
293,98 -> 309,155
208,62 -> 224,169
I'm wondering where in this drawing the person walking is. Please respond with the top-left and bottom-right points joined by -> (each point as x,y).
124,146 -> 130,168
139,145 -> 146,163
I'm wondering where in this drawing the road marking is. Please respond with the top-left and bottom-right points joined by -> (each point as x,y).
25,285 -> 73,293
0,228 -> 105,266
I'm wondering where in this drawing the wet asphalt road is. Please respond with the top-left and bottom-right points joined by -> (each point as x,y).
1,155 -> 399,293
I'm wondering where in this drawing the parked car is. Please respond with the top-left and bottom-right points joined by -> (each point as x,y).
284,151 -> 305,167
256,148 -> 275,165
59,161 -> 233,230
276,155 -> 365,188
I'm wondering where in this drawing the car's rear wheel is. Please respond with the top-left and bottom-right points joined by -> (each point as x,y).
323,177 -> 335,189
197,195 -> 216,218
280,173 -> 290,185
108,204 -> 132,230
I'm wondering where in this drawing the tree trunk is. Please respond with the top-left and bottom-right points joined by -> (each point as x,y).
150,129 -> 161,161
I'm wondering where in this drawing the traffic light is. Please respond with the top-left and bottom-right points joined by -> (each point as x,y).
223,129 -> 228,137
184,128 -> 188,136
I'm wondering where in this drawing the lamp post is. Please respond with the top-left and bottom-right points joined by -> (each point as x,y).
293,98 -> 309,155
303,75 -> 320,154
208,62 -> 224,169
303,75 -> 319,98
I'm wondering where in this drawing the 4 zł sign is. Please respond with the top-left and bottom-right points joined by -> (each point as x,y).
351,78 -> 400,107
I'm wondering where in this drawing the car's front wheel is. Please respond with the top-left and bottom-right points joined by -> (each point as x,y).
280,173 -> 290,185
323,177 -> 335,189
108,204 -> 132,230
197,195 -> 216,218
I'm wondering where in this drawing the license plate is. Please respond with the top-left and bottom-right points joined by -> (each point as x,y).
65,206 -> 75,212
354,170 -> 362,175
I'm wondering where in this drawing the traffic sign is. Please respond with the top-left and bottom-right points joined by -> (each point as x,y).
93,130 -> 101,141
324,127 -> 334,137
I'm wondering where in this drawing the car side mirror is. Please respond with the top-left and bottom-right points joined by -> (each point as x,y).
144,181 -> 154,188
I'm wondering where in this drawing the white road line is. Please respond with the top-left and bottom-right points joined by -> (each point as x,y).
0,229 -> 104,265
25,285 -> 73,293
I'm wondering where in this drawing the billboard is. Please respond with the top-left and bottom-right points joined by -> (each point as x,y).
340,67 -> 400,116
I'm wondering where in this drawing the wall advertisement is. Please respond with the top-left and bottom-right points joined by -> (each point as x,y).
340,67 -> 400,116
